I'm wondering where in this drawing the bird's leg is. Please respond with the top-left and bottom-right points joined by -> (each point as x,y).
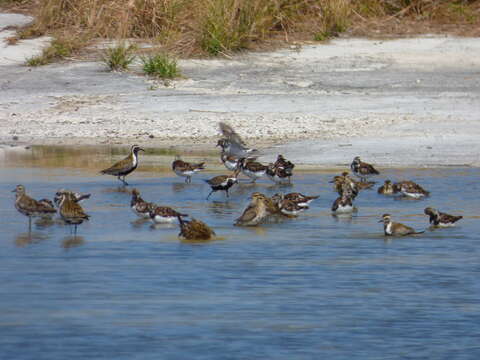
188,176 -> 191,184
28,216 -> 32,233
225,189 -> 229,198
122,176 -> 129,186
206,190 -> 214,200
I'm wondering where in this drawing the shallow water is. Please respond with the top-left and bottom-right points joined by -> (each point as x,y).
1,148 -> 479,359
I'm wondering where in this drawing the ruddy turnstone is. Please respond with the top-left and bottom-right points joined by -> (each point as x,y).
282,192 -> 319,207
217,122 -> 257,158
12,184 -> 56,231
100,144 -> 145,186
178,216 -> 215,240
205,172 -> 239,200
149,204 -> 188,224
239,158 -> 268,183
379,214 -> 424,236
266,164 -> 292,184
130,188 -> 153,218
171,156 -> 205,183
395,180 -> 429,198
331,191 -> 356,214
57,191 -> 90,235
377,180 -> 396,195
330,172 -> 359,198
275,198 -> 309,218
424,207 -> 463,227
350,156 -> 380,182
220,153 -> 241,172
234,192 -> 272,226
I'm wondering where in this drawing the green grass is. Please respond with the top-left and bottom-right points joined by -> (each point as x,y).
141,53 -> 181,78
102,42 -> 137,71
25,37 -> 82,66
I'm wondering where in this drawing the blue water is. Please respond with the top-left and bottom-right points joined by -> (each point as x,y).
0,164 -> 479,359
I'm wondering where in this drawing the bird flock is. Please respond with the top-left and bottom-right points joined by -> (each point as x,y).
12,122 -> 462,241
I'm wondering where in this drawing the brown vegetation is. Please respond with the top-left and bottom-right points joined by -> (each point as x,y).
2,0 -> 479,58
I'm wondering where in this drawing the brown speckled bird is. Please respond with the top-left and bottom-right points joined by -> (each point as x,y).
235,192 -> 273,226
395,180 -> 429,198
204,172 -> 239,200
178,216 -> 215,241
350,156 -> 380,182
172,156 -> 205,183
239,158 -> 268,183
130,188 -> 154,219
100,145 -> 145,186
377,180 -> 396,195
424,207 -> 462,227
58,191 -> 90,235
12,184 -> 56,232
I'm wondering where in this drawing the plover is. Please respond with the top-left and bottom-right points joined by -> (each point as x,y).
171,156 -> 205,183
234,192 -> 271,226
395,180 -> 429,198
130,188 -> 153,219
350,156 -> 380,182
100,144 -> 145,186
178,216 -> 215,241
204,172 -> 239,200
149,204 -> 188,224
379,214 -> 424,236
424,207 -> 463,227
12,185 -> 56,231
377,180 -> 396,195
57,191 -> 90,235
239,158 -> 268,183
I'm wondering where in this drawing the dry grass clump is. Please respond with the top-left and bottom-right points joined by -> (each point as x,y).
12,0 -> 480,59
25,34 -> 86,66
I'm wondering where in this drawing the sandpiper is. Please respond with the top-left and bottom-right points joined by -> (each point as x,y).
12,185 -> 56,231
130,188 -> 153,218
100,144 -> 145,186
234,192 -> 271,226
204,172 -> 239,200
395,180 -> 429,198
379,214 -> 424,236
331,191 -> 356,214
172,156 -> 205,183
377,180 -> 396,195
149,204 -> 188,224
424,207 -> 463,227
178,216 -> 215,240
239,158 -> 268,183
57,191 -> 90,235
350,156 -> 380,182
217,122 -> 257,158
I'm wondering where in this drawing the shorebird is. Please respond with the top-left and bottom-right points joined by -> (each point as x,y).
220,153 -> 241,172
377,180 -> 396,195
130,188 -> 153,219
239,158 -> 268,183
424,207 -> 463,227
178,216 -> 215,240
100,144 -> 145,186
395,180 -> 429,198
235,192 -> 272,226
330,172 -> 360,198
217,122 -> 258,158
149,204 -> 188,224
204,173 -> 239,200
331,191 -> 356,214
350,156 -> 380,182
266,164 -> 292,184
275,197 -> 309,218
171,156 -> 205,183
54,189 -> 91,207
12,185 -> 56,231
57,191 -> 90,235
379,214 -> 424,236
281,192 -> 319,207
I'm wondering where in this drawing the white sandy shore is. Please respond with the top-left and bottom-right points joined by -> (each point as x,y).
1,13 -> 479,167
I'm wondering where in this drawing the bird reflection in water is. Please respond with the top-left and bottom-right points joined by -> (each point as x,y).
207,200 -> 237,216
131,218 -> 151,228
34,217 -> 56,229
14,232 -> 49,247
62,236 -> 85,249
332,213 -> 354,224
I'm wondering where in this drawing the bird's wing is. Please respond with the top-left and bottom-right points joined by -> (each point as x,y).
236,205 -> 258,223
101,155 -> 131,175
219,122 -> 246,145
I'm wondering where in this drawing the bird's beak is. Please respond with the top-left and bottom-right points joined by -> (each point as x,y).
378,219 -> 384,223
328,180 -> 334,183
11,189 -> 16,192
139,148 -> 145,152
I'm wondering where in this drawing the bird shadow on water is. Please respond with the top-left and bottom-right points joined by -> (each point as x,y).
171,182 -> 203,193
14,232 -> 49,247
61,236 -> 85,250
101,186 -> 131,194
130,218 -> 151,228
